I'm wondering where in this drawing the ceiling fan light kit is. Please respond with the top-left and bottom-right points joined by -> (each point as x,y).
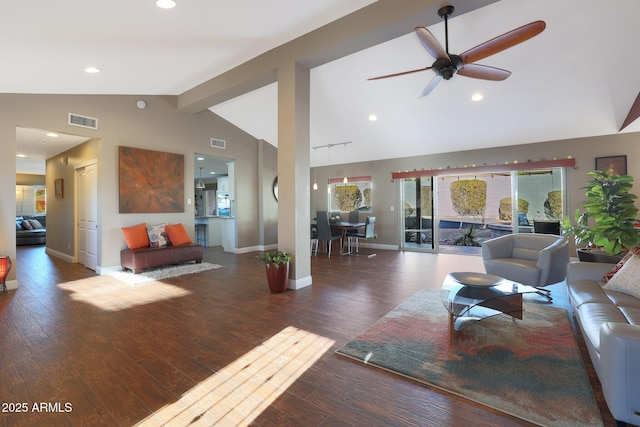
369,5 -> 546,98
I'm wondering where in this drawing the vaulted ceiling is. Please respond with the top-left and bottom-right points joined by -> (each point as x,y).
7,0 -> 640,174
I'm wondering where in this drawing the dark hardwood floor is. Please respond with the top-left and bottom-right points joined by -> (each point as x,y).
0,245 -> 615,426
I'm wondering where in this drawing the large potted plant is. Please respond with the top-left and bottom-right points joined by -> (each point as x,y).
257,250 -> 292,293
562,169 -> 640,262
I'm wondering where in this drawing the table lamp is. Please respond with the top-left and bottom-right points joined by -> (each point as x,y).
0,256 -> 11,293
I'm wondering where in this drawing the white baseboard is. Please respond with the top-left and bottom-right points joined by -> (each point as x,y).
98,265 -> 122,275
359,242 -> 398,251
232,244 -> 277,254
238,243 -> 396,254
288,275 -> 312,290
45,247 -> 75,263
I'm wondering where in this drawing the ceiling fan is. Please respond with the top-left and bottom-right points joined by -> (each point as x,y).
368,5 -> 546,98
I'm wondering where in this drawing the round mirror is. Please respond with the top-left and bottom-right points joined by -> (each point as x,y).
272,176 -> 278,201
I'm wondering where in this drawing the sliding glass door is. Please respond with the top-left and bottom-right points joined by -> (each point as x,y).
514,168 -> 565,234
398,165 -> 567,253
401,177 -> 435,251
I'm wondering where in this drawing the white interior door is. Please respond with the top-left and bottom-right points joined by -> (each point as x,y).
77,162 -> 98,270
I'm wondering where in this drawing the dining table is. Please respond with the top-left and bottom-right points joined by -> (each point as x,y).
330,221 -> 366,255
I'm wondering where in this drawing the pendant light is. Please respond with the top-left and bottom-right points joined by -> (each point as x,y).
327,146 -> 332,194
196,167 -> 205,189
342,143 -> 348,184
312,148 -> 318,190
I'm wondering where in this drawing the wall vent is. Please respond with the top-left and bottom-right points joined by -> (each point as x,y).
68,113 -> 98,130
210,138 -> 226,149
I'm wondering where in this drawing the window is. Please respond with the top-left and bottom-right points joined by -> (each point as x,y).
16,185 -> 46,216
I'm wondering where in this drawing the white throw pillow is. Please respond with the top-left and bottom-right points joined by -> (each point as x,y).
603,253 -> 640,299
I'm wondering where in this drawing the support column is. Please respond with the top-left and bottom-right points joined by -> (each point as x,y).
277,61 -> 312,289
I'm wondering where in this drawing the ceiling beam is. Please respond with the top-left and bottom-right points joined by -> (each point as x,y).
619,92 -> 640,131
177,0 -> 498,113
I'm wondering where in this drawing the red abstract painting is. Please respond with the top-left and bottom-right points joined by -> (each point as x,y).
119,146 -> 184,213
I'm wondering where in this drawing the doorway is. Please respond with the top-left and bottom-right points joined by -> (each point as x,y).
15,127 -> 93,259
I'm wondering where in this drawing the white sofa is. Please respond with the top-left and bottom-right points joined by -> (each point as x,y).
567,261 -> 640,426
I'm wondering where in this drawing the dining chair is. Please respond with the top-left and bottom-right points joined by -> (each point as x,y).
315,211 -> 342,257
310,223 -> 318,254
345,210 -> 360,245
348,216 -> 376,253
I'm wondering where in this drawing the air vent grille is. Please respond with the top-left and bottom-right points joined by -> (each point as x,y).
210,138 -> 226,149
68,113 -> 98,130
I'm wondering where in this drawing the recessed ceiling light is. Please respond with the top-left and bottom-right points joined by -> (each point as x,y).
368,114 -> 378,121
471,93 -> 483,102
85,67 -> 100,74
46,132 -> 59,137
196,157 -> 205,161
156,0 -> 176,9
16,154 -> 27,158
210,171 -> 216,175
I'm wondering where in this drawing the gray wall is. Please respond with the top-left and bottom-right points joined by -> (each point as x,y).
2,91 -> 639,283
311,132 -> 640,249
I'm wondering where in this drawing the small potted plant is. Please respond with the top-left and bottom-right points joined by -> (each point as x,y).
562,169 -> 640,262
257,250 -> 292,293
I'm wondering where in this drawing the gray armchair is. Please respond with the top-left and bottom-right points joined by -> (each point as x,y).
481,233 -> 569,301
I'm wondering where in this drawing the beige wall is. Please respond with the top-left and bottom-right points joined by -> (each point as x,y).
311,132 -> 640,249
46,139 -> 101,257
0,93 -> 269,282
16,174 -> 45,186
258,140 -> 278,247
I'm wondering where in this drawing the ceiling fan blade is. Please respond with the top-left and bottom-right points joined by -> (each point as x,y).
460,20 -> 546,64
368,66 -> 432,81
415,26 -> 449,60
458,63 -> 511,81
419,75 -> 442,98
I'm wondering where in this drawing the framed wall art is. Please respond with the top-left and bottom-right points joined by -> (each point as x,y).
118,146 -> 185,213
595,155 -> 627,176
328,176 -> 372,213
55,179 -> 64,199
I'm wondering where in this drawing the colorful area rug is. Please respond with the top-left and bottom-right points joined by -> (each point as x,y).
336,289 -> 603,427
108,262 -> 223,285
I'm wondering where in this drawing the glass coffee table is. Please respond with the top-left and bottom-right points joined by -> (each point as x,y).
442,272 -> 540,338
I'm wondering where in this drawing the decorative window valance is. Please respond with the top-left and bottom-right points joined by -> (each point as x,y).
391,158 -> 575,180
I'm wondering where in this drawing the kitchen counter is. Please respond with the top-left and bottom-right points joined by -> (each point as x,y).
195,216 -> 235,250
